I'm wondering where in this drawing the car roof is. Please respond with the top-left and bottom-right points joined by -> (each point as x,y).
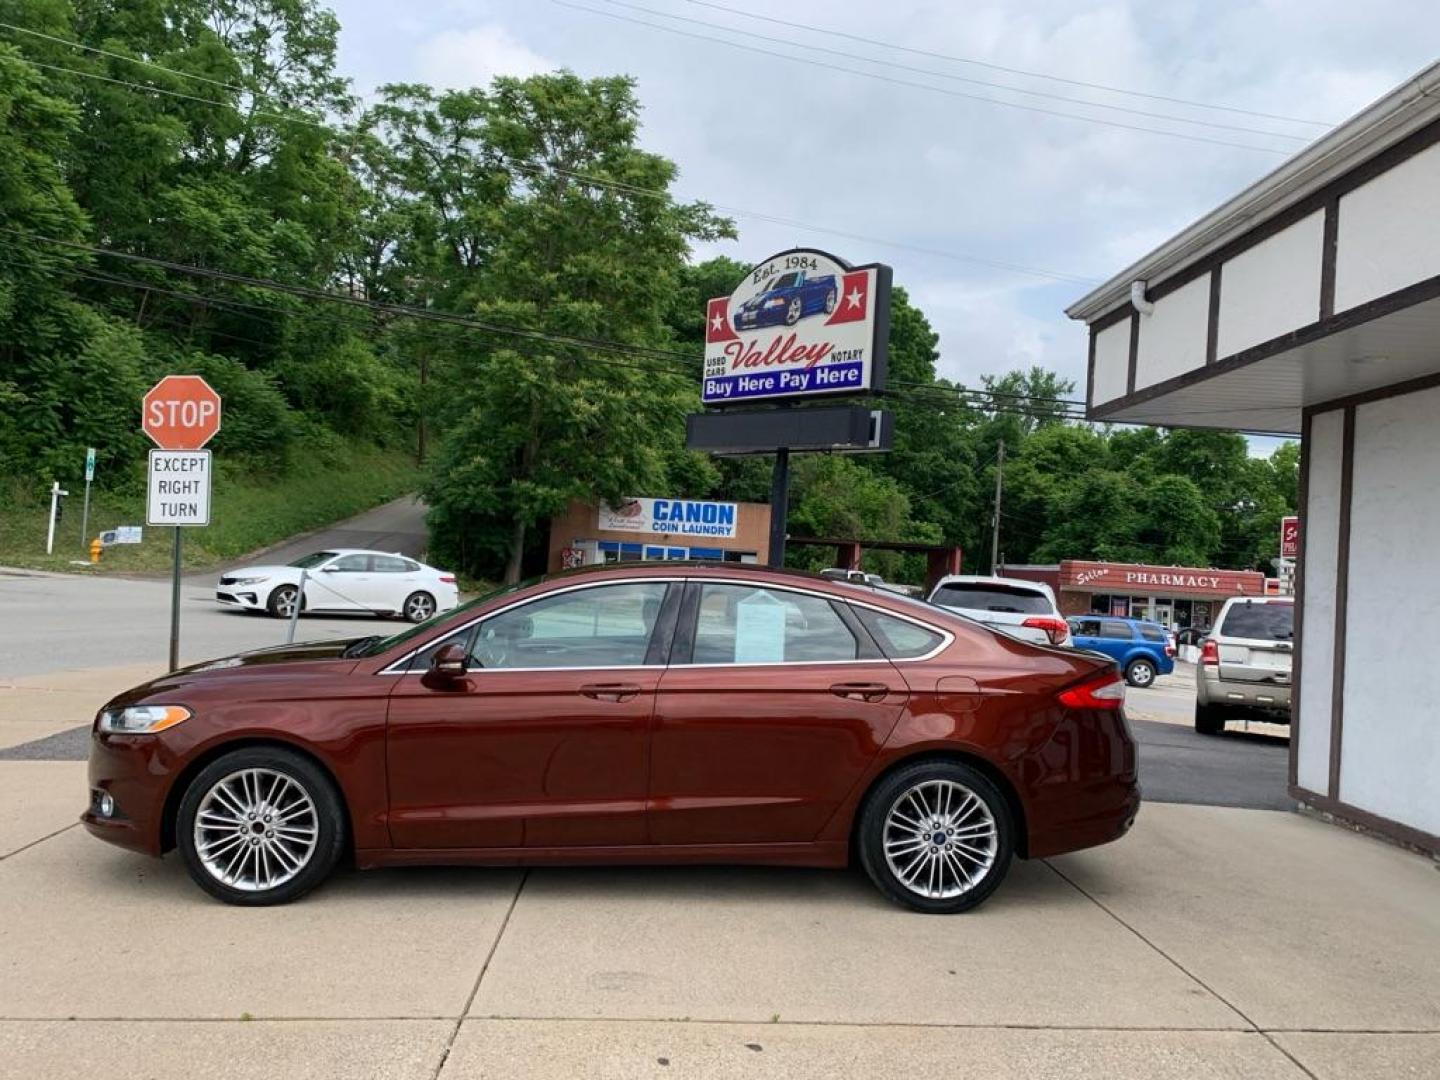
931,574 -> 1048,591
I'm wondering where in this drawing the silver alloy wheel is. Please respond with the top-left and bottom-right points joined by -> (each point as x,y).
1131,661 -> 1154,687
405,592 -> 435,622
882,778 -> 998,900
786,298 -> 801,324
272,586 -> 298,619
193,767 -> 318,892
825,289 -> 837,313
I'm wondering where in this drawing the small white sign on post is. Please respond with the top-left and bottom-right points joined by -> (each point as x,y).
146,450 -> 212,527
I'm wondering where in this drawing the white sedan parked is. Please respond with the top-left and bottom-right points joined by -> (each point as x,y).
216,549 -> 460,623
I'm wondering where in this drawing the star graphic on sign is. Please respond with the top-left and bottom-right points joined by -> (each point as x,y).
710,311 -> 725,332
845,287 -> 864,310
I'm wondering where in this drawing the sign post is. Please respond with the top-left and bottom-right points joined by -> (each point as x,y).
45,481 -> 68,555
79,447 -> 96,548
692,248 -> 893,567
142,375 -> 222,671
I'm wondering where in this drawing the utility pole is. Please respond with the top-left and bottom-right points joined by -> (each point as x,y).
990,439 -> 1005,573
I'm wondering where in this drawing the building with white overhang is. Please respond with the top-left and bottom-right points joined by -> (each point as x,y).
1066,62 -> 1440,854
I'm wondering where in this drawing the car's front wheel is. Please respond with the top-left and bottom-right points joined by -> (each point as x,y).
176,746 -> 346,905
1126,658 -> 1157,688
266,584 -> 300,619
785,297 -> 802,325
402,590 -> 436,623
858,760 -> 1014,914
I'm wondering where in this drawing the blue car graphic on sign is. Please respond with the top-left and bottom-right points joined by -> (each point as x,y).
733,270 -> 839,331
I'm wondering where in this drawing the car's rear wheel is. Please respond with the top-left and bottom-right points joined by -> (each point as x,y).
266,584 -> 300,619
1195,702 -> 1226,736
825,288 -> 837,313
1126,658 -> 1157,688
785,297 -> 802,325
176,747 -> 345,906
858,760 -> 1014,914
402,590 -> 436,623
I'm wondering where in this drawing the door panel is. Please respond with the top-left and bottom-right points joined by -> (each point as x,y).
385,580 -> 675,849
647,582 -> 908,845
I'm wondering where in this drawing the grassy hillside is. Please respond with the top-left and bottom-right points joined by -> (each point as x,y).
0,442 -> 420,575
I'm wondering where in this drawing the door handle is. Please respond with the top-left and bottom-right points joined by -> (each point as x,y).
579,682 -> 642,703
829,681 -> 891,703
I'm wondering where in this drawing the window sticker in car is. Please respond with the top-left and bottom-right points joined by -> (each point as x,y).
734,590 -> 787,663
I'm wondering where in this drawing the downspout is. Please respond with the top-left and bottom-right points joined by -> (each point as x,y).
1130,280 -> 1154,316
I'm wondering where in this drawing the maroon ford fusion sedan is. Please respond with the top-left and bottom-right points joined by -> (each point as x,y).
83,563 -> 1138,913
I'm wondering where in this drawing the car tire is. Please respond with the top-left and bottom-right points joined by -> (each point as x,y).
175,746 -> 346,906
785,297 -> 801,325
266,584 -> 300,620
1125,658 -> 1156,688
857,759 -> 1014,914
825,288 -> 837,313
1195,702 -> 1226,736
402,591 -> 436,623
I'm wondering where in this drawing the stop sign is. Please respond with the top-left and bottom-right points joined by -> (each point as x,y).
142,375 -> 222,450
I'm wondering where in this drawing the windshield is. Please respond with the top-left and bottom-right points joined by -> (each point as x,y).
768,271 -> 800,290
289,551 -> 338,569
1219,602 -> 1293,641
352,578 -> 533,657
930,583 -> 1051,615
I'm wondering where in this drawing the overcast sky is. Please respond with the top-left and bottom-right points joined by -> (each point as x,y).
323,0 -> 1435,412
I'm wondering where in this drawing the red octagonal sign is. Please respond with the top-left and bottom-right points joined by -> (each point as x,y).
142,375 -> 222,450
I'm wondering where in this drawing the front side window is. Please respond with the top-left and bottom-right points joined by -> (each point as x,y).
328,554 -> 369,572
290,551 -> 337,569
692,584 -> 857,664
470,581 -> 670,669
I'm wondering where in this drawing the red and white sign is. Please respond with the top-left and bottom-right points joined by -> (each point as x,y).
702,248 -> 890,406
1280,515 -> 1300,559
142,375 -> 222,450
1058,560 -> 1265,598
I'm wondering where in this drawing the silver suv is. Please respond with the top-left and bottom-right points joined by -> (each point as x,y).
1195,597 -> 1294,735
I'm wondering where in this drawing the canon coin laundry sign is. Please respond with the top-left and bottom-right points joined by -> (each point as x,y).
703,249 -> 891,406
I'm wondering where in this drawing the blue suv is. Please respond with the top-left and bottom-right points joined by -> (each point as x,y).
1066,616 -> 1175,688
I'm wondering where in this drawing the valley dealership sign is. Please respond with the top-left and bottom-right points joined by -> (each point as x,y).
1058,560 -> 1264,597
702,248 -> 892,405
598,497 -> 738,539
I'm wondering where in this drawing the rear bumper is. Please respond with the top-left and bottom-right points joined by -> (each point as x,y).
1198,670 -> 1292,714
1024,705 -> 1140,859
1027,779 -> 1140,859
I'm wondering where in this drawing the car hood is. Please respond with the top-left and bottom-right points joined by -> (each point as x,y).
102,639 -> 365,707
220,564 -> 292,579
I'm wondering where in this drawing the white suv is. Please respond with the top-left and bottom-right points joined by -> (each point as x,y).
1195,596 -> 1294,734
927,575 -> 1070,647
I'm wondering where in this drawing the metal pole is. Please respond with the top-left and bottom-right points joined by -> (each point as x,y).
168,527 -> 182,671
46,481 -> 59,555
990,439 -> 1005,573
286,568 -> 307,644
79,477 -> 92,548
767,447 -> 790,568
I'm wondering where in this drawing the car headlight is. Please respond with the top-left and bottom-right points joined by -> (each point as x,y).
229,576 -> 269,585
764,297 -> 785,307
97,705 -> 192,734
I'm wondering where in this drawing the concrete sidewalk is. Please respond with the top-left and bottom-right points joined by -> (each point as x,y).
1,678 -> 1437,1078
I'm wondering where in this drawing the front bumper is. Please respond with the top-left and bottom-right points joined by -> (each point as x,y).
733,307 -> 786,331
216,587 -> 265,610
81,730 -> 179,856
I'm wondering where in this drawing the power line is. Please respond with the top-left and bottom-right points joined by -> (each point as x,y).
591,0 -> 1310,142
553,0 -> 1295,154
1,33 -> 1099,286
672,0 -> 1334,128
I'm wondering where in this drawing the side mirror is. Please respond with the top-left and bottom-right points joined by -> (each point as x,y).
320,566 -> 338,573
430,643 -> 467,678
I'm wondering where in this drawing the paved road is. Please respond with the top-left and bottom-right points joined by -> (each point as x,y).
1125,663 -> 1291,811
0,497 -> 432,678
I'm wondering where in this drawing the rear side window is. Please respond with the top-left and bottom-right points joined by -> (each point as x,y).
692,584 -> 858,664
1100,619 -> 1133,639
855,609 -> 944,659
1138,625 -> 1167,642
930,584 -> 1051,615
1219,602 -> 1294,641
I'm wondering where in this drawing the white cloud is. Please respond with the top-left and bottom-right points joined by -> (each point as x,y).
414,22 -> 553,89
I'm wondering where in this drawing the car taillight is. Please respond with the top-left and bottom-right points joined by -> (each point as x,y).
1057,671 -> 1126,710
439,575 -> 456,583
1022,616 -> 1070,646
1200,639 -> 1219,665
1165,643 -> 1175,657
